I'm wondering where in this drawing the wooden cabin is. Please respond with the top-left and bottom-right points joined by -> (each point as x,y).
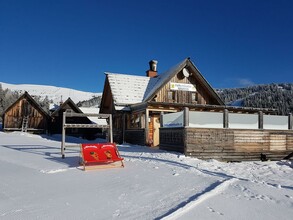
2,91 -> 50,133
100,58 -> 225,145
50,98 -> 101,139
100,58 -> 293,161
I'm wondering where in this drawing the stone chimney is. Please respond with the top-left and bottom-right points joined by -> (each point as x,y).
146,60 -> 158,78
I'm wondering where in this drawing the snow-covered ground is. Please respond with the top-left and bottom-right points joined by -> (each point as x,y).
0,131 -> 293,220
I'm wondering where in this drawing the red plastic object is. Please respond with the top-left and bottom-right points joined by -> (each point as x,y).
80,143 -> 124,169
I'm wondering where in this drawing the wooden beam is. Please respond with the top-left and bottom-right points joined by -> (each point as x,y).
184,107 -> 189,127
145,109 -> 149,145
289,113 -> 292,130
61,111 -> 66,158
64,124 -> 109,128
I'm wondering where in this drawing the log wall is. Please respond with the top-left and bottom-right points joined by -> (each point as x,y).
185,128 -> 293,161
154,70 -> 220,105
3,99 -> 48,132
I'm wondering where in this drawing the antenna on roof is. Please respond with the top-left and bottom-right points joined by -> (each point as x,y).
183,68 -> 190,78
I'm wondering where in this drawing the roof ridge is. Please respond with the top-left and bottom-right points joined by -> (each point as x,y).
105,72 -> 149,78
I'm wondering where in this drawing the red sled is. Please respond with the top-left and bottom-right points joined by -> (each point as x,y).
80,143 -> 124,170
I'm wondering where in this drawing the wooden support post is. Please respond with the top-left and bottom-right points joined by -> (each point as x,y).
61,111 -> 66,158
258,111 -> 263,129
183,107 -> 189,127
109,114 -> 113,143
223,109 -> 229,128
61,110 -> 113,158
160,112 -> 164,127
289,113 -> 292,130
145,109 -> 149,145
122,113 -> 126,143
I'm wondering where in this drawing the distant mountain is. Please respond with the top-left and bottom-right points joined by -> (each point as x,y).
0,82 -> 101,105
217,83 -> 293,115
0,82 -> 102,118
2,81 -> 293,117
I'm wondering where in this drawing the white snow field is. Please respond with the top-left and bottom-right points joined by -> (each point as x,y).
0,131 -> 293,220
0,82 -> 101,104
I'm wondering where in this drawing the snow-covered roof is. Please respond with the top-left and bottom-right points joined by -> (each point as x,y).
106,72 -> 156,105
105,59 -> 188,108
79,107 -> 107,125
105,58 -> 224,110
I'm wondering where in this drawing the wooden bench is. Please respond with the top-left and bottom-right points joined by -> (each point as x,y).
80,143 -> 124,170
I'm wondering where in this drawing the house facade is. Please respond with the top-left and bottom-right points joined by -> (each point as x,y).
100,58 -> 293,161
100,58 -> 227,146
2,91 -> 50,133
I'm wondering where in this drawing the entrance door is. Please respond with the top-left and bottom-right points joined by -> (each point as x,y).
152,115 -> 160,147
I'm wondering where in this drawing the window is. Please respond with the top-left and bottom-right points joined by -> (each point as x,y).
191,92 -> 198,103
168,91 -> 175,102
127,113 -> 144,129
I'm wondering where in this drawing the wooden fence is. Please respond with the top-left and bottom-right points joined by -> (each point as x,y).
160,108 -> 293,161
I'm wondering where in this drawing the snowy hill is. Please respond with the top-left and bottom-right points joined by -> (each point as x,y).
0,82 -> 102,105
217,83 -> 293,115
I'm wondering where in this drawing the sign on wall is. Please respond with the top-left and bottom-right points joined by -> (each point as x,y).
170,82 -> 196,92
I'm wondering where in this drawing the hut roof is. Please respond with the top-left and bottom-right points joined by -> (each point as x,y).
3,91 -> 50,118
103,58 -> 224,110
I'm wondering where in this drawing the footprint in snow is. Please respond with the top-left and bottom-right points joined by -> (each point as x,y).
207,207 -> 224,216
113,209 -> 120,218
118,193 -> 126,200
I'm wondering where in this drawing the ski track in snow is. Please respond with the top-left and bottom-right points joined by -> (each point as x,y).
159,178 -> 237,220
39,167 -> 78,174
1,209 -> 23,217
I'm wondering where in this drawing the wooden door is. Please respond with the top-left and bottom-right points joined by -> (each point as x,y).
152,115 -> 160,147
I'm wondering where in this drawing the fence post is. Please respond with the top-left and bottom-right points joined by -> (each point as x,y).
258,111 -> 263,129
145,109 -> 149,145
184,107 -> 189,127
109,114 -> 113,143
223,109 -> 229,128
122,113 -> 125,143
160,112 -> 164,127
61,110 -> 66,159
289,113 -> 292,130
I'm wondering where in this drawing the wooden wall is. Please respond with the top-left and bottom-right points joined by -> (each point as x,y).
184,128 -> 293,161
153,69 -> 219,105
3,99 -> 48,132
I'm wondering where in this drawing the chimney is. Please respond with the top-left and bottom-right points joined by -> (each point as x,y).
146,60 -> 158,78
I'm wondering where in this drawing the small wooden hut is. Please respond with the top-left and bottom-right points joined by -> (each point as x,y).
100,58 -> 226,145
50,98 -> 100,139
2,91 -> 50,133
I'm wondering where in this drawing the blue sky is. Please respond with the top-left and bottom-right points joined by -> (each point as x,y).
1,0 -> 293,93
